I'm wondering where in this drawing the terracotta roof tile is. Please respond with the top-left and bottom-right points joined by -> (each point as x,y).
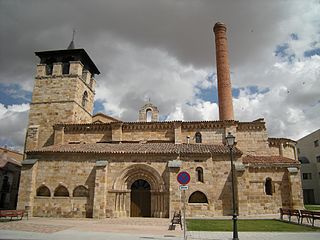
27,143 -> 242,155
243,155 -> 299,165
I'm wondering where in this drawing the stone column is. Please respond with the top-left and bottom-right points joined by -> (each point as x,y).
36,64 -> 46,77
17,159 -> 38,216
213,22 -> 234,121
93,160 -> 108,218
69,61 -> 83,76
53,62 -> 63,76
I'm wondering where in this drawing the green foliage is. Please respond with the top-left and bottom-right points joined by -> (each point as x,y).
186,219 -> 320,232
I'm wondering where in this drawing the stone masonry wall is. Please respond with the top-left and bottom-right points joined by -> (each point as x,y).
181,128 -> 225,144
236,129 -> 271,155
122,128 -> 174,142
237,167 -> 291,215
30,154 -> 96,218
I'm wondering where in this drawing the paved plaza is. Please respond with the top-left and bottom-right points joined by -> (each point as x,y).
0,216 -> 319,240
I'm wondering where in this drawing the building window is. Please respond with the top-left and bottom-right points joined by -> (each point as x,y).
265,178 -> 273,195
54,185 -> 69,197
82,91 -> 88,108
188,191 -> 208,203
314,140 -> 319,147
196,167 -> 204,182
302,173 -> 312,180
73,185 -> 89,197
297,148 -> 300,154
36,185 -> 51,197
195,132 -> 202,143
316,156 -> 320,163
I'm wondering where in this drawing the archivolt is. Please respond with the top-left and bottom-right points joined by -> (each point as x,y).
113,164 -> 166,191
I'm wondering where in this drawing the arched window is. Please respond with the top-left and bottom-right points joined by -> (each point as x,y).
188,191 -> 208,203
36,185 -> 51,197
73,185 -> 89,197
54,185 -> 69,197
82,91 -> 88,108
195,132 -> 202,143
196,167 -> 204,182
146,109 -> 152,122
265,178 -> 273,195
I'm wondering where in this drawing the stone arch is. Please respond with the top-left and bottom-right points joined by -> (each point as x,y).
73,185 -> 89,197
113,164 -> 165,191
36,185 -> 51,197
54,184 -> 69,197
188,191 -> 208,203
138,103 -> 159,122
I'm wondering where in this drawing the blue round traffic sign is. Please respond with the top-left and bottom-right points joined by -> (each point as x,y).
177,171 -> 190,185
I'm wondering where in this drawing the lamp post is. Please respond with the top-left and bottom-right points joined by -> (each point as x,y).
225,132 -> 239,240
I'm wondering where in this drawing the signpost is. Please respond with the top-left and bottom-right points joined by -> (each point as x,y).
177,171 -> 190,240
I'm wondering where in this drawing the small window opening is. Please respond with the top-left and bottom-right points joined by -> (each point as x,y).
265,178 -> 273,195
188,191 -> 208,203
36,185 -> 51,197
196,167 -> 204,182
146,109 -> 152,122
82,91 -> 88,108
54,185 -> 69,197
73,185 -> 89,197
195,132 -> 202,143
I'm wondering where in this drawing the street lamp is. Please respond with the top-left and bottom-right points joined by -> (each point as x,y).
225,132 -> 239,240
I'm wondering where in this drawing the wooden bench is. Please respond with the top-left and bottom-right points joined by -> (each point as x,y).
300,210 -> 320,226
279,208 -> 300,223
0,210 -> 25,220
170,211 -> 182,230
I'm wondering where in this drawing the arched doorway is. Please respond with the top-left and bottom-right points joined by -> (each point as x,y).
130,179 -> 151,217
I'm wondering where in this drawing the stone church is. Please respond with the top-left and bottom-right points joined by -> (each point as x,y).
17,23 -> 303,218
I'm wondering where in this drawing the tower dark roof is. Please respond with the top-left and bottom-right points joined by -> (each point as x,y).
35,48 -> 100,75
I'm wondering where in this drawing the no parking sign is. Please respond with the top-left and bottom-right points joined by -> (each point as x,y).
177,171 -> 190,185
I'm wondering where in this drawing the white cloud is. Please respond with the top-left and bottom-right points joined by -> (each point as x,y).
94,34 -> 210,121
0,0 -> 320,148
0,103 -> 29,151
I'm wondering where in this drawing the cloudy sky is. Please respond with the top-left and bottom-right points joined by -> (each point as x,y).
0,0 -> 319,151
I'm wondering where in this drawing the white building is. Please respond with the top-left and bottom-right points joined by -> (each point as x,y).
297,129 -> 320,204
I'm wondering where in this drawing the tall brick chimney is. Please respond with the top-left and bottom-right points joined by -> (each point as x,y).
213,22 -> 234,121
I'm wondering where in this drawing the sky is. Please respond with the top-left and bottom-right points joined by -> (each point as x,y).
0,0 -> 319,152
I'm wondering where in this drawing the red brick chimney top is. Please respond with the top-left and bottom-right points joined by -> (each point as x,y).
213,22 -> 227,32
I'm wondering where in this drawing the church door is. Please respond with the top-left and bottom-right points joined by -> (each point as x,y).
130,179 -> 151,217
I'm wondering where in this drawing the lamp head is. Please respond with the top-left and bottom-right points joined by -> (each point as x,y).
225,132 -> 235,148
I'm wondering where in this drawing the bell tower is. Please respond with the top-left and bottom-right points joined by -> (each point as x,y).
25,44 -> 100,151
